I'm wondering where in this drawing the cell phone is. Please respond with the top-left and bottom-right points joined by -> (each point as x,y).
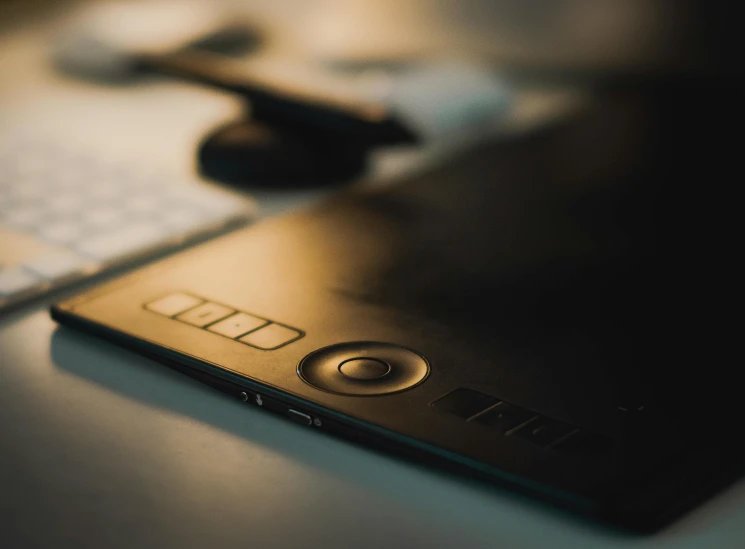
52,85 -> 743,532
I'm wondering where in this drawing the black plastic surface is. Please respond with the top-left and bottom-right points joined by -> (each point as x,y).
52,81 -> 745,531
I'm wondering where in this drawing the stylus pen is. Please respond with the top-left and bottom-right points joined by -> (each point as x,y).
141,51 -> 419,147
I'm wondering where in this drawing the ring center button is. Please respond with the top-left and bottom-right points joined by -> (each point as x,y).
338,357 -> 391,380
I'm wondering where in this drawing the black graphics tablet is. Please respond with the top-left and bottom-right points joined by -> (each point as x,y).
52,84 -> 743,532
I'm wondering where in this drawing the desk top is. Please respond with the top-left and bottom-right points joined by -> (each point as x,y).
2,5 -> 745,549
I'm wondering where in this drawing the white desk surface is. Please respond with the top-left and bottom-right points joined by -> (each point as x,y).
2,5 -> 745,549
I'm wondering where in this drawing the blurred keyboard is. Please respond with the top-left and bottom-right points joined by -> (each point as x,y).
0,134 -> 255,312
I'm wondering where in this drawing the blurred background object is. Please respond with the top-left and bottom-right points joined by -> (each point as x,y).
294,0 -> 737,77
0,0 -> 82,32
48,0 -> 518,189
3,0 -> 737,311
5,0 -> 738,74
51,0 -> 262,82
10,0 -> 732,311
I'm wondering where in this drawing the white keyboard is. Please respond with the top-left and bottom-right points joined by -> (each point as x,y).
0,135 -> 255,312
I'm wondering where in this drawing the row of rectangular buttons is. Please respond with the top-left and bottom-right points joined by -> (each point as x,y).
145,292 -> 303,350
430,388 -> 611,457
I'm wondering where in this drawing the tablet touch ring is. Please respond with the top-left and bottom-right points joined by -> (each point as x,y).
298,342 -> 429,396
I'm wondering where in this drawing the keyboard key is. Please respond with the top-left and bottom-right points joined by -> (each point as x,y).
0,267 -> 41,297
160,208 -> 207,233
11,181 -> 46,200
430,388 -> 500,419
176,302 -> 235,327
14,155 -> 47,177
173,187 -> 242,215
80,208 -> 124,228
2,206 -> 45,229
200,194 -> 243,214
208,312 -> 268,339
125,194 -> 162,215
37,222 -> 86,245
75,222 -> 166,261
88,180 -> 123,201
239,323 -> 302,350
146,293 -> 204,317
23,250 -> 89,280
44,194 -> 85,214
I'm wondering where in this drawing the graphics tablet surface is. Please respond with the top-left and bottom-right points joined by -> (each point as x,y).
52,87 -> 743,531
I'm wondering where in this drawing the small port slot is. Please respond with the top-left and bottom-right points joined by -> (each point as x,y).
287,409 -> 312,426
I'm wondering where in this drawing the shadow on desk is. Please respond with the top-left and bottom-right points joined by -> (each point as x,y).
50,325 -> 745,546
